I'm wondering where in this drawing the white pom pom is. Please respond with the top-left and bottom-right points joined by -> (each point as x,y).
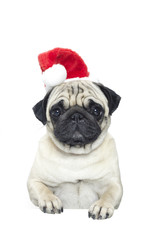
42,64 -> 67,91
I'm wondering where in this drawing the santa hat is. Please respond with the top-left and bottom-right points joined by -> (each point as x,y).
38,48 -> 95,91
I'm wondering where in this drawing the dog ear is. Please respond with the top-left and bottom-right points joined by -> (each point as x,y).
95,83 -> 121,115
32,90 -> 52,125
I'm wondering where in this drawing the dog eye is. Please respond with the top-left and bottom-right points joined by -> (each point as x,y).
92,107 -> 101,116
50,108 -> 61,117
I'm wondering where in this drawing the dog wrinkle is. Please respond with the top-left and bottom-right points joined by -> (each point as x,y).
81,81 -> 98,99
67,82 -> 89,107
71,86 -> 74,94
78,84 -> 84,93
77,85 -> 86,107
75,84 -> 80,105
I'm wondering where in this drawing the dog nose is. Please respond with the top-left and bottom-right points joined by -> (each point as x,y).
71,113 -> 84,123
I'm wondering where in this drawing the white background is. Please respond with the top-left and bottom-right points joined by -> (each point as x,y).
0,0 -> 160,239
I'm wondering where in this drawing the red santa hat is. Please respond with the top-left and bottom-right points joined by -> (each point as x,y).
38,48 -> 94,91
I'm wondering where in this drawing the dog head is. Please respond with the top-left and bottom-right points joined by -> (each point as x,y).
33,80 -> 121,154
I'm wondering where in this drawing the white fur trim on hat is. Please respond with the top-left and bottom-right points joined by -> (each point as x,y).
42,64 -> 67,91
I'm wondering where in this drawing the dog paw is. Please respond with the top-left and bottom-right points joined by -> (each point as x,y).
88,200 -> 114,220
38,194 -> 63,214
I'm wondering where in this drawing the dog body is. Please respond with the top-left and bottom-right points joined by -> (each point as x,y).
28,80 -> 123,219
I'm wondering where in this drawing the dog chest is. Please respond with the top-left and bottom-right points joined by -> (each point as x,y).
35,155 -> 111,186
35,150 -> 114,186
32,133 -> 118,185
50,179 -> 108,209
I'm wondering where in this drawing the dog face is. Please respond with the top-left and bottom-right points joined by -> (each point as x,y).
33,80 -> 121,154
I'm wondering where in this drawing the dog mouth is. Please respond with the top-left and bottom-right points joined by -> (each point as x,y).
65,131 -> 86,146
72,131 -> 84,142
54,123 -> 101,147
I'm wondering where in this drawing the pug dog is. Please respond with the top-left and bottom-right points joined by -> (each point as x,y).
27,79 -> 123,220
